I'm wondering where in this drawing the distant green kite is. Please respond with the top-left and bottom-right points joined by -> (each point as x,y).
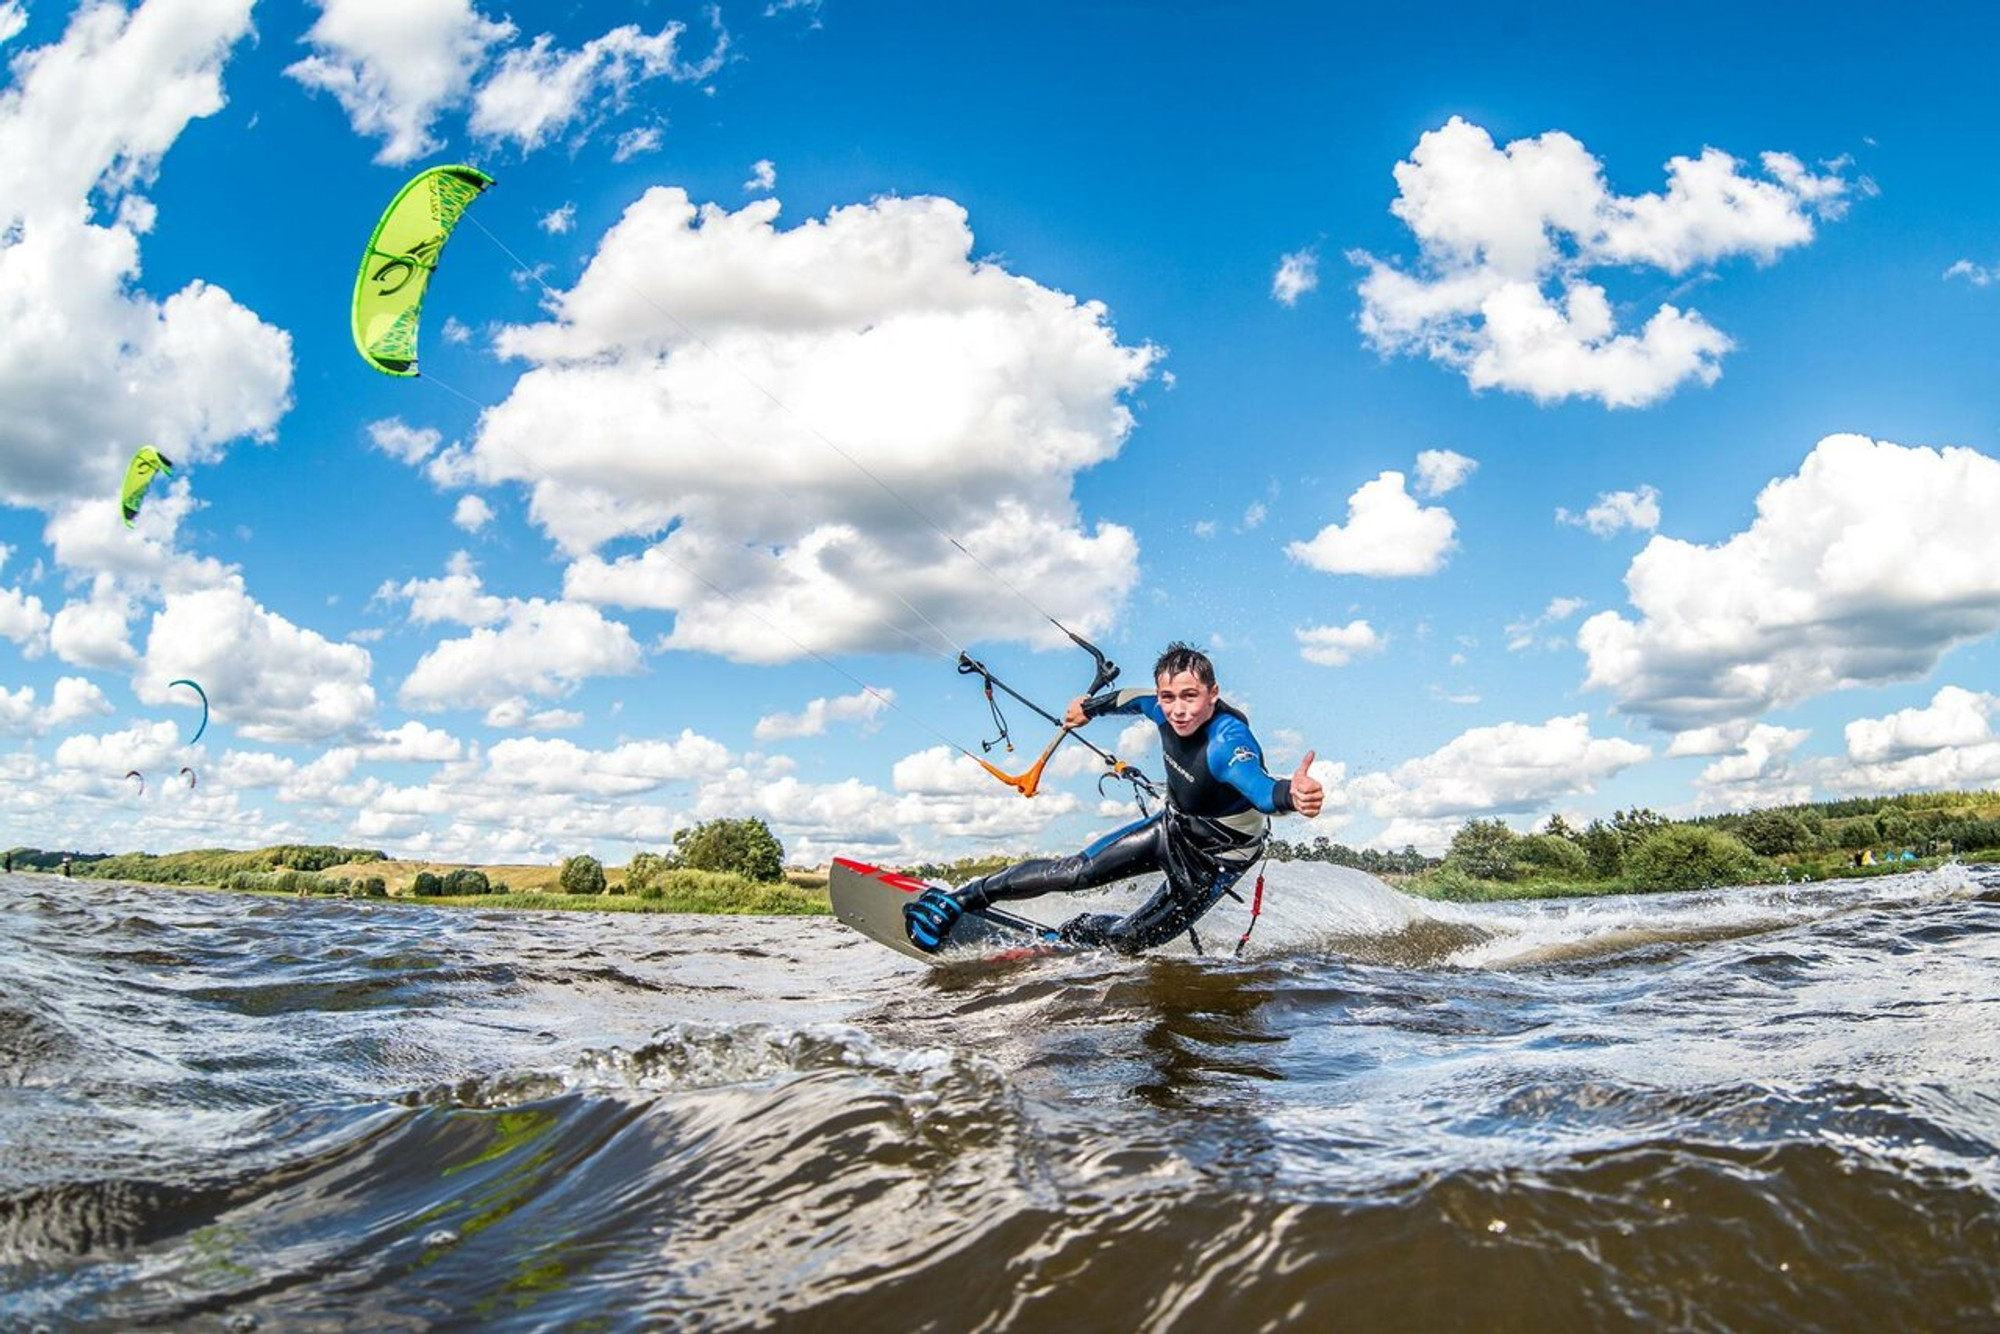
351,164 -> 495,377
120,446 -> 173,528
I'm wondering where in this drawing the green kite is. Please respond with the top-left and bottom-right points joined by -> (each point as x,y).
120,446 -> 173,528
351,164 -> 495,377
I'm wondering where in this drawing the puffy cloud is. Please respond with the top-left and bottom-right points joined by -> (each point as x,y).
1295,619 -> 1384,667
1844,686 -> 1997,764
467,188 -> 1157,662
1827,690 -> 2000,796
1351,714 -> 1651,852
45,675 -> 115,728
0,0 -> 291,515
0,582 -> 49,655
49,582 -> 136,668
0,676 -> 103,737
541,202 -> 576,235
754,687 -> 894,740
139,583 -> 378,743
482,696 -> 583,731
744,158 -> 776,193
378,551 -> 506,626
1272,247 -> 1318,305
0,3 -> 24,44
1413,448 -> 1476,497
286,0 -> 514,164
1505,595 -> 1588,652
1287,470 -> 1456,577
482,732 -> 730,797
452,494 -> 494,532
366,417 -> 442,466
468,19 -> 725,154
1579,435 -> 2000,731
1354,117 -> 1851,408
1558,484 -> 1661,537
1689,723 -> 1813,812
359,720 -> 464,763
399,599 -> 643,710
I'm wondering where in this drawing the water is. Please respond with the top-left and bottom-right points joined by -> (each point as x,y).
3,864 -> 1998,1330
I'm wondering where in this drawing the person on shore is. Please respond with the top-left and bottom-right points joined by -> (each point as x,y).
904,642 -> 1325,954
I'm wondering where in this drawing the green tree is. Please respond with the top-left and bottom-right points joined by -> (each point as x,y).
1512,832 -> 1588,878
1444,818 -> 1518,881
411,871 -> 443,897
1738,809 -> 1812,857
443,867 -> 490,896
560,854 -> 607,895
1875,807 -> 1913,845
1611,808 -> 1670,846
624,851 -> 672,896
1624,826 -> 1761,891
1540,813 -> 1581,843
1581,820 -> 1623,878
670,818 -> 786,883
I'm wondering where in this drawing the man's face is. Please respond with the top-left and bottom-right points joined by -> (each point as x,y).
1156,669 -> 1219,737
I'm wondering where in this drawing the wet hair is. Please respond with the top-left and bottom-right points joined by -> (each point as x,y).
1152,641 -> 1216,687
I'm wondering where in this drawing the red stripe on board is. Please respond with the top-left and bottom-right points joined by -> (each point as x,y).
833,856 -> 929,895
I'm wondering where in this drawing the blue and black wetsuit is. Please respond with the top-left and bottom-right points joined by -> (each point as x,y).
955,688 -> 1296,953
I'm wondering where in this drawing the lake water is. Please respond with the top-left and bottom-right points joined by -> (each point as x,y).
3,863 -> 1997,1329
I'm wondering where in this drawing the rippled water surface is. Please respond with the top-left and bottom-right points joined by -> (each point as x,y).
3,864 -> 1998,1330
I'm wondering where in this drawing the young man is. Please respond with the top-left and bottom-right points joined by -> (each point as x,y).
905,642 -> 1325,954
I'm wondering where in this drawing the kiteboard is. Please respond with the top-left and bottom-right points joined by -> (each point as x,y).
829,857 -> 1069,965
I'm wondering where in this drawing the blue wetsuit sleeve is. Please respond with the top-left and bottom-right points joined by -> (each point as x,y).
1209,716 -> 1294,814
1082,688 -> 1164,725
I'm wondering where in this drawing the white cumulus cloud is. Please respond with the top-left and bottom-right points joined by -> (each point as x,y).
0,0 -> 292,515
1558,484 -> 1661,536
1287,470 -> 1456,577
1579,435 -> 2000,731
1272,247 -> 1318,306
1295,619 -> 1384,667
1353,117 -> 1852,408
465,188 -> 1157,663
1413,448 -> 1476,497
754,687 -> 894,740
287,0 -> 514,164
1351,713 -> 1652,852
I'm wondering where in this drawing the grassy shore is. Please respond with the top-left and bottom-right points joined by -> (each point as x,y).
1394,849 -> 1990,903
13,848 -> 833,916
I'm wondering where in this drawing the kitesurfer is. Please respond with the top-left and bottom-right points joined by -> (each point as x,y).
905,642 -> 1325,954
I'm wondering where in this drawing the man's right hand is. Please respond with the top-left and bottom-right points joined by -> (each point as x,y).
1063,695 -> 1090,728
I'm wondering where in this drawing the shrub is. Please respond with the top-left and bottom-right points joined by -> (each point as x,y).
669,818 -> 786,883
411,871 -> 444,897
1738,809 -> 1813,857
1581,821 -> 1624,878
1624,826 -> 1763,892
1444,818 -> 1517,881
624,851 -> 672,896
559,855 -> 607,896
1511,832 -> 1589,878
363,876 -> 387,897
442,868 -> 490,897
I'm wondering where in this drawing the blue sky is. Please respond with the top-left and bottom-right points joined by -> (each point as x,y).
4,0 -> 2000,866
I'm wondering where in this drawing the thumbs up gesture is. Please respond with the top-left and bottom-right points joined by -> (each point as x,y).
1291,750 -> 1324,818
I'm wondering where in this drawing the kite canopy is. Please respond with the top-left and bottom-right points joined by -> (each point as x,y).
351,164 -> 495,377
169,678 -> 209,744
124,769 -> 144,795
120,447 -> 173,528
179,766 -> 198,790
